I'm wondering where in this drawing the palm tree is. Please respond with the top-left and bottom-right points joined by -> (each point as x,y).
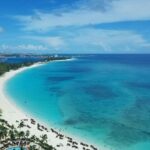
14,129 -> 19,139
0,124 -> 8,140
8,130 -> 15,141
40,142 -> 54,150
0,109 -> 2,117
18,131 -> 25,139
29,145 -> 38,150
30,135 -> 36,143
24,130 -> 30,147
18,131 -> 25,147
38,134 -> 48,150
10,124 -> 15,130
40,134 -> 48,143
8,125 -> 16,141
0,118 -> 8,126
18,121 -> 25,130
25,130 -> 30,139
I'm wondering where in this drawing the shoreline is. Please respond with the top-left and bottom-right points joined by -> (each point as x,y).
0,60 -> 108,150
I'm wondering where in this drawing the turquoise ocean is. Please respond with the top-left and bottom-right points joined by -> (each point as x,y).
4,54 -> 150,150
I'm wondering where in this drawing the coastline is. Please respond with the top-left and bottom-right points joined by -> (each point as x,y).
0,60 -> 108,150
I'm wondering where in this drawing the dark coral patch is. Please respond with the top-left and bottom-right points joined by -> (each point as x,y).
84,84 -> 117,99
126,81 -> 150,89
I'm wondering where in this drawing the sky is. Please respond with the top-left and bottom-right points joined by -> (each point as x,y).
0,0 -> 150,54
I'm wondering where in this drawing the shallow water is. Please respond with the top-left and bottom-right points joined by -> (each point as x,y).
5,54 -> 150,150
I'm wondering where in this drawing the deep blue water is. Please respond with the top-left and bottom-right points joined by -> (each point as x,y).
5,54 -> 150,150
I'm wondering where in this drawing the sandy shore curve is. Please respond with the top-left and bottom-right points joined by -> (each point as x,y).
0,61 -> 108,150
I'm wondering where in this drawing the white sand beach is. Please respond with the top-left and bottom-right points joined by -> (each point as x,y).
0,62 -> 108,150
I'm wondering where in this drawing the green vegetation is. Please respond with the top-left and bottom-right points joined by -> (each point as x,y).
0,55 -> 71,149
0,56 -> 71,75
0,111 -> 56,150
0,62 -> 32,75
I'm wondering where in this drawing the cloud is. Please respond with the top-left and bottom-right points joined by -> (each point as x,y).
1,27 -> 149,53
15,0 -> 150,32
0,26 -> 4,32
20,27 -> 150,53
0,44 -> 48,53
74,0 -> 116,12
67,28 -> 150,53
50,0 -> 116,12
42,28 -> 150,53
25,36 -> 65,49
